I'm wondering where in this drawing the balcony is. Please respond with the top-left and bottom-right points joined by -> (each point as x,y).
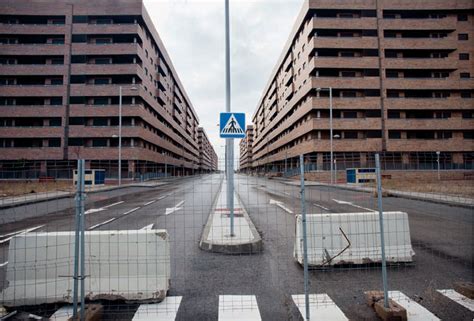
311,37 -> 378,50
0,43 -> 67,55
384,77 -> 472,90
0,85 -> 65,96
0,24 -> 67,34
312,118 -> 382,130
72,23 -> 141,35
386,97 -> 473,110
71,63 -> 141,76
386,118 -> 474,130
0,147 -> 63,160
383,57 -> 454,69
0,126 -> 63,138
380,18 -> 456,30
70,84 -> 140,96
386,139 -> 469,152
72,43 -> 140,55
311,17 -> 377,30
382,37 -> 456,50
310,56 -> 379,69
0,105 -> 65,117
311,76 -> 380,89
311,97 -> 381,110
0,64 -> 67,76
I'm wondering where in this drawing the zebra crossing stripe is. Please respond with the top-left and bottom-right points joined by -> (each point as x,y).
292,294 -> 348,321
132,296 -> 183,320
437,289 -> 474,312
389,291 -> 440,321
219,295 -> 261,321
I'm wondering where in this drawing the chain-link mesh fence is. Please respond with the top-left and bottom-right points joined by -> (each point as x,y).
0,153 -> 472,320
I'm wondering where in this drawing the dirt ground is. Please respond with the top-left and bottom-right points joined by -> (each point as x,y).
375,179 -> 474,198
0,180 -> 74,198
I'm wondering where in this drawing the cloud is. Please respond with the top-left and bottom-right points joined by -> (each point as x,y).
143,0 -> 303,167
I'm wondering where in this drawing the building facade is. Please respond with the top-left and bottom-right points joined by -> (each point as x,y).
239,125 -> 254,172
198,127 -> 218,172
243,0 -> 473,174
0,0 -> 215,179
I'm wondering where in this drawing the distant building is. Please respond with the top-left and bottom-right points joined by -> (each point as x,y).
0,0 -> 216,178
242,0 -> 473,174
198,127 -> 218,172
239,125 -> 254,172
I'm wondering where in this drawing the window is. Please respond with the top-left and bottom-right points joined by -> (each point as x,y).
341,71 -> 356,77
461,91 -> 472,98
365,69 -> 379,77
93,98 -> 109,105
458,33 -> 469,40
92,118 -> 108,126
464,132 -> 474,139
341,91 -> 357,98
384,31 -> 397,38
386,70 -> 398,78
388,111 -> 400,118
460,72 -> 470,79
48,138 -> 61,147
50,78 -> 63,85
340,51 -> 355,57
344,131 -> 358,139
389,131 -> 401,139
92,139 -> 108,147
94,78 -> 110,85
51,38 -> 65,44
95,38 -> 112,44
366,131 -> 382,138
343,111 -> 357,118
457,14 -> 468,21
95,58 -> 111,64
51,58 -> 64,65
73,16 -> 88,23
365,110 -> 381,117
69,117 -> 85,125
462,111 -> 473,118
96,18 -> 112,25
387,90 -> 399,98
50,97 -> 62,105
459,53 -> 469,60
72,35 -> 87,43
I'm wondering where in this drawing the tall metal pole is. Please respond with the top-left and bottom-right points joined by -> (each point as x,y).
375,153 -> 389,308
118,86 -> 122,186
300,155 -> 310,321
436,151 -> 440,180
225,0 -> 234,236
72,161 -> 81,319
79,159 -> 85,321
329,87 -> 333,184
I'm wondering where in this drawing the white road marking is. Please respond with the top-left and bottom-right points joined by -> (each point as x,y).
292,294 -> 348,321
132,296 -> 182,321
88,218 -> 116,230
50,306 -> 73,320
437,289 -> 474,312
103,201 -> 124,209
284,192 -> 291,196
332,199 -> 375,212
143,200 -> 156,206
313,203 -> 330,211
85,201 -> 124,215
219,295 -> 261,321
123,207 -> 140,215
140,224 -> 154,230
165,200 -> 184,215
389,291 -> 440,320
0,225 -> 44,244
0,261 -> 8,267
269,199 -> 293,214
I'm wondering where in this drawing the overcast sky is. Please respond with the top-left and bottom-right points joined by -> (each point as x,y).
143,0 -> 303,166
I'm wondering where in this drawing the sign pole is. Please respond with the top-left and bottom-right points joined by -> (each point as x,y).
224,0 -> 234,236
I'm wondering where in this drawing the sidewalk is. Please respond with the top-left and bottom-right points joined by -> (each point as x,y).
281,179 -> 474,208
200,181 -> 262,254
0,181 -> 168,209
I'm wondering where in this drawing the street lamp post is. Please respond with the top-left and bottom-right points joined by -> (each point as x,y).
316,87 -> 333,183
118,86 -> 122,186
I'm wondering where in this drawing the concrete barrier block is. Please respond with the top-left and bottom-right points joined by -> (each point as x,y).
294,212 -> 414,267
0,230 -> 170,307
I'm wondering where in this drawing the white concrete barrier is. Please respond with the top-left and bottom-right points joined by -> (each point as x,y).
294,212 -> 414,267
0,230 -> 170,307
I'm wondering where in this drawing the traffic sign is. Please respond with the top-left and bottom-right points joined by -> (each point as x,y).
220,112 -> 246,138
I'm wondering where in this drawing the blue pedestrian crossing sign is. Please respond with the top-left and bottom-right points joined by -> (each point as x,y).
220,112 -> 246,138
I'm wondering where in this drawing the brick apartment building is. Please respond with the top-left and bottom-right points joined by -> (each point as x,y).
0,0 -> 217,179
241,0 -> 473,175
239,125 -> 254,171
198,127 -> 218,172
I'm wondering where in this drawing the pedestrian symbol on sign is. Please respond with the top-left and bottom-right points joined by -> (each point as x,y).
220,113 -> 246,138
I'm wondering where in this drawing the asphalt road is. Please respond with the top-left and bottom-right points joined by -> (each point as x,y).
0,173 -> 472,320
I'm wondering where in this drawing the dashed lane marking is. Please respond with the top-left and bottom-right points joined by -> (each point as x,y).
140,224 -> 154,230
88,218 -> 117,230
0,225 -> 44,244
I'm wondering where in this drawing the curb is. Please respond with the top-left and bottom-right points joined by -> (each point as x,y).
280,180 -> 474,209
199,182 -> 262,255
0,182 -> 168,210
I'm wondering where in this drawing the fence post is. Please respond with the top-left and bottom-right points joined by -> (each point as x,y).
375,153 -> 389,308
299,154 -> 310,321
73,159 -> 86,320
